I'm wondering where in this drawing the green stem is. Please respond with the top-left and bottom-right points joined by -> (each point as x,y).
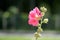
35,17 -> 44,40
36,37 -> 37,40
40,17 -> 43,28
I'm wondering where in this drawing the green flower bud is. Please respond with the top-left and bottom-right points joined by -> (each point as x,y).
40,7 -> 47,12
43,18 -> 48,23
34,32 -> 41,38
37,27 -> 43,33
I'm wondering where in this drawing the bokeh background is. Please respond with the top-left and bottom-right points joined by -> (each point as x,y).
0,0 -> 60,31
0,0 -> 60,40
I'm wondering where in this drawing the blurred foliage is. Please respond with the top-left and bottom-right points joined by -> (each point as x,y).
8,6 -> 18,14
3,11 -> 10,18
0,0 -> 60,30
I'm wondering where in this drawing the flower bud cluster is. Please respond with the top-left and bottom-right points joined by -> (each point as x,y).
34,7 -> 48,40
34,27 -> 43,39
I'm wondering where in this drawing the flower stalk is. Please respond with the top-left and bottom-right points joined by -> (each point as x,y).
34,6 -> 48,40
28,6 -> 48,40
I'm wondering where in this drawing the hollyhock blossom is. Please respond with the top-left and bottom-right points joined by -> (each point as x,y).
28,7 -> 42,26
29,7 -> 42,20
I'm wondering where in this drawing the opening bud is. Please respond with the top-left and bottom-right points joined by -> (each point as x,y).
40,6 -> 47,12
43,18 -> 48,23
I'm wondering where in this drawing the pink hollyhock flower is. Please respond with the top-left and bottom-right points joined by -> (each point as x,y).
28,19 -> 39,26
28,7 -> 42,26
29,7 -> 42,20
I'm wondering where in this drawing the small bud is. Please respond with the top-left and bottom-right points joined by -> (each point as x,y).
37,27 -> 43,33
34,32 -> 41,38
40,7 -> 47,12
43,18 -> 48,23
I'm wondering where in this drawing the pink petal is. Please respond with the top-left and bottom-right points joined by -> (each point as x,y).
28,19 -> 39,26
29,10 -> 36,19
33,7 -> 41,15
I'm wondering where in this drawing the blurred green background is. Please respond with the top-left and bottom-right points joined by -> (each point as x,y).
0,0 -> 60,31
0,0 -> 60,40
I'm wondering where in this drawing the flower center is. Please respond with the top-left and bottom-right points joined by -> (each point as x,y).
35,15 -> 41,20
